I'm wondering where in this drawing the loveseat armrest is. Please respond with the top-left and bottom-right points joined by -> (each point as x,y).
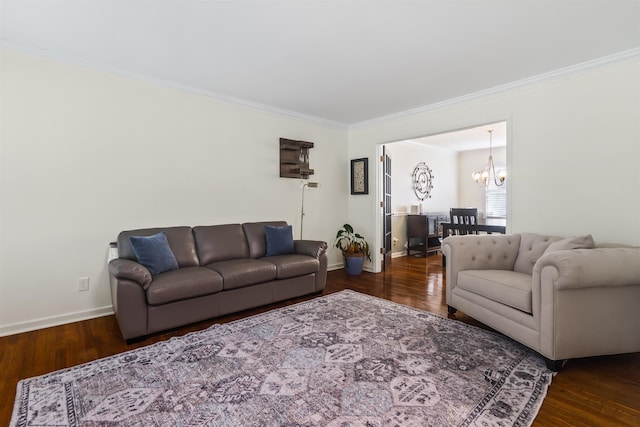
533,247 -> 640,360
534,247 -> 640,290
109,258 -> 153,289
442,234 -> 521,300
294,240 -> 328,259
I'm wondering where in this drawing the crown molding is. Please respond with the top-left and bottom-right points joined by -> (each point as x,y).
349,47 -> 640,130
4,42 -> 638,131
1,42 -> 348,130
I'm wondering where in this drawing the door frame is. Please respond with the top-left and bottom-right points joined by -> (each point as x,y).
381,146 -> 392,271
372,119 -> 512,273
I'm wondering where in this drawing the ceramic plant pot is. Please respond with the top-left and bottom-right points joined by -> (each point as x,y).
343,252 -> 365,276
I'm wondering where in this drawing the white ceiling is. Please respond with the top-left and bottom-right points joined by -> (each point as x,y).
1,1 -> 639,127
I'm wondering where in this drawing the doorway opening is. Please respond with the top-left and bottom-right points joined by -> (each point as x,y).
377,121 -> 509,270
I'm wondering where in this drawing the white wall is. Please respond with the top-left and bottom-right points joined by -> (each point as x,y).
384,142 -> 457,255
3,49 -> 639,333
349,56 -> 640,272
0,48 -> 348,335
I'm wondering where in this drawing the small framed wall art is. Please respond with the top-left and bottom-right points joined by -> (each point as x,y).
351,158 -> 369,195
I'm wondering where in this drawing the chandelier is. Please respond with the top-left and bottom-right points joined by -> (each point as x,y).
472,130 -> 506,187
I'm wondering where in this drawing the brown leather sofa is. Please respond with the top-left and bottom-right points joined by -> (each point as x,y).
109,221 -> 328,341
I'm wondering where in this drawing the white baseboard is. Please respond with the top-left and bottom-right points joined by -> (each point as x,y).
0,306 -> 114,337
0,266 -> 347,336
327,262 -> 344,271
329,252 -> 408,273
2,262 -> 394,336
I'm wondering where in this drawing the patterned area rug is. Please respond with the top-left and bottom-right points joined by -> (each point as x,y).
11,290 -> 554,426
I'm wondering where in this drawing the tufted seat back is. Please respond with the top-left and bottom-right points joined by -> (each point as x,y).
443,234 -> 521,271
513,233 -> 563,275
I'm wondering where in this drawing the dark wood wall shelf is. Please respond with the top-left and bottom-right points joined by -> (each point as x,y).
280,138 -> 314,178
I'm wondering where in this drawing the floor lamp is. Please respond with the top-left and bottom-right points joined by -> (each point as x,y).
300,181 -> 318,239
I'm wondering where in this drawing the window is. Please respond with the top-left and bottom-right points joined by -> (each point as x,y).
485,166 -> 507,219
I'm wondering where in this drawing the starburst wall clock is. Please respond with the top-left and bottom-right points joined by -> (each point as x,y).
412,162 -> 434,201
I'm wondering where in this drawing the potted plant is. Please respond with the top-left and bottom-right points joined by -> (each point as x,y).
335,223 -> 372,276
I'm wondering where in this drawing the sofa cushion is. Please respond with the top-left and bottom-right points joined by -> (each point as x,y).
206,259 -> 277,290
265,225 -> 294,256
128,232 -> 179,276
118,226 -> 200,268
243,221 -> 289,259
193,224 -> 249,265
457,269 -> 533,313
513,233 -> 563,275
544,234 -> 595,254
263,254 -> 319,279
146,267 -> 223,305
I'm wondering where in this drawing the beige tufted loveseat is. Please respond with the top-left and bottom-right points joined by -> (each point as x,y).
442,233 -> 640,370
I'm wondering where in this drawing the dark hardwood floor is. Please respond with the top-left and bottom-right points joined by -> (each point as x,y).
1,254 -> 639,426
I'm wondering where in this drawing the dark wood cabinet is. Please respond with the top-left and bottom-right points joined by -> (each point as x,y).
407,213 -> 449,256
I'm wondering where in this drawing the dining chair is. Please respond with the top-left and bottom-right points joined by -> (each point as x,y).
449,208 -> 478,235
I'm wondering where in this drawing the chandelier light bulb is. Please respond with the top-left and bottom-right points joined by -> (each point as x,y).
472,130 -> 506,187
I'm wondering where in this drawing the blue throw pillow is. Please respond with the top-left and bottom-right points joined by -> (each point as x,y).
264,225 -> 294,256
129,232 -> 179,275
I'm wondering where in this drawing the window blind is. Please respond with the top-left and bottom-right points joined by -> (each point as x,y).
485,166 -> 507,218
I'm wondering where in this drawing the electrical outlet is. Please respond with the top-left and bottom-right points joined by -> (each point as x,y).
78,277 -> 89,292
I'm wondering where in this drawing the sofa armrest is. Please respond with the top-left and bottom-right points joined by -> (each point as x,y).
534,247 -> 640,290
294,240 -> 328,259
109,258 -> 153,289
293,240 -> 328,292
442,234 -> 521,300
533,247 -> 640,360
